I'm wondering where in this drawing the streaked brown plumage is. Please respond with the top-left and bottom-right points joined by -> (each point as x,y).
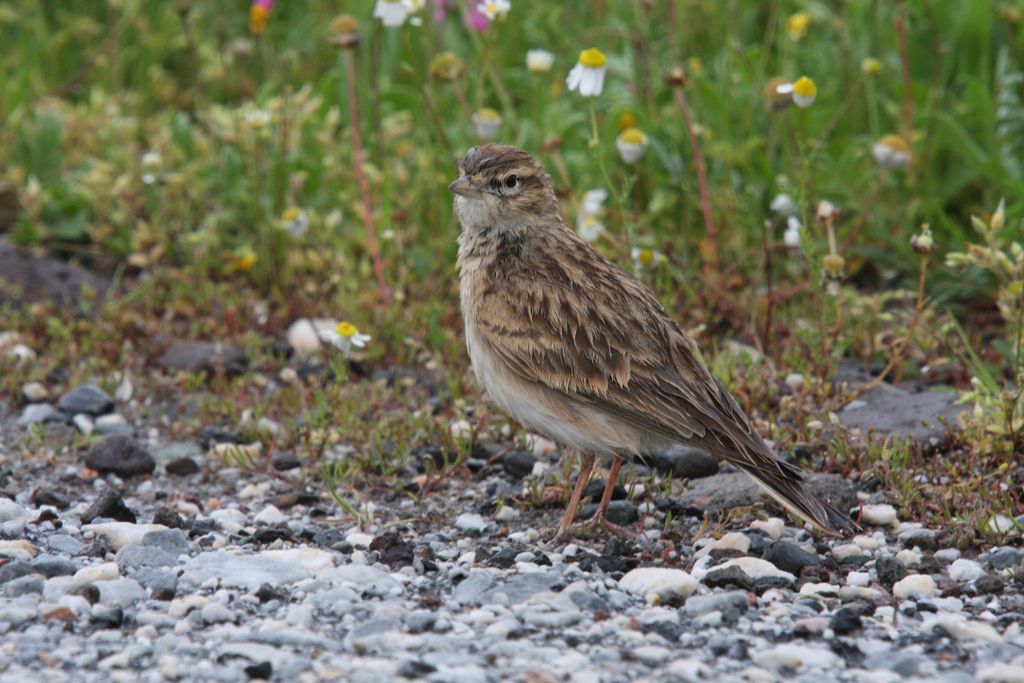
451,144 -> 855,539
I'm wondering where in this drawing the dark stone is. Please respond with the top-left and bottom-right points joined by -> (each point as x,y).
165,457 -> 200,476
251,527 -> 292,544
273,492 -> 319,509
679,471 -> 855,518
838,383 -> 967,447
582,479 -> 627,502
704,565 -> 755,592
31,488 -> 71,509
311,529 -> 348,549
763,541 -> 821,576
134,568 -> 178,595
488,545 -> 524,569
74,584 -> 100,603
875,556 -> 908,589
644,619 -> 684,641
899,529 -> 939,551
4,576 -> 43,596
501,450 -> 537,479
603,538 -> 637,557
271,450 -> 301,471
974,574 -> 1005,594
157,341 -> 245,374
579,500 -> 639,526
30,556 -> 77,577
399,660 -> 436,677
412,445 -> 446,470
197,427 -> 244,450
151,508 -> 186,529
369,531 -> 414,568
84,434 -> 155,477
81,488 -> 136,524
578,553 -> 631,574
244,662 -> 272,680
0,238 -> 109,308
830,607 -> 863,634
638,446 -> 719,479
255,583 -> 285,603
743,529 -> 771,555
916,556 -> 942,576
569,590 -> 611,613
57,386 -> 114,417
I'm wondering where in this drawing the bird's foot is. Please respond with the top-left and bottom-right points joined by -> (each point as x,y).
582,514 -> 630,537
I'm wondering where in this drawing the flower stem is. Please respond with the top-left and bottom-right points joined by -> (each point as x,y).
672,85 -> 718,279
344,51 -> 389,301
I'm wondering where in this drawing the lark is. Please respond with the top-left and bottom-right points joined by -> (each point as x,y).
451,144 -> 854,540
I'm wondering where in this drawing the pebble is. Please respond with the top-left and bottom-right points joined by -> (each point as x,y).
762,541 -> 821,575
454,513 -> 489,535
84,434 -> 156,477
22,381 -> 49,403
892,574 -> 938,599
750,518 -> 784,540
756,643 -> 839,671
254,505 -> 286,525
17,403 -> 64,428
861,504 -> 898,526
949,558 -> 986,582
619,568 -> 698,603
977,663 -> 1024,683
695,532 -> 750,557
57,385 -> 114,416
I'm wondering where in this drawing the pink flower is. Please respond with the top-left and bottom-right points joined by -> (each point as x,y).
433,0 -> 449,22
254,0 -> 273,8
467,1 -> 489,31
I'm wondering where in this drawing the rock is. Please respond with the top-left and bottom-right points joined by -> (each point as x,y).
580,500 -> 638,525
165,457 -> 200,476
619,567 -> 698,603
838,383 -> 966,446
141,529 -> 189,556
860,504 -> 898,526
582,479 -> 627,502
368,531 -> 414,568
702,565 -> 754,592
922,614 -> 1002,643
899,528 -> 938,550
83,522 -> 169,551
750,518 -> 784,540
85,434 -> 156,477
892,574 -> 937,599
0,499 -> 28,524
829,607 -> 863,634
875,556 -> 908,588
182,548 -> 333,591
756,643 -> 839,671
31,556 -> 77,577
81,488 -> 137,524
94,413 -> 131,435
708,557 -> 795,586
21,381 -> 48,403
253,505 -> 286,525
151,508 -> 186,529
977,663 -> 1024,683
684,593 -> 749,626
245,662 -> 273,680
454,513 -> 490,536
73,413 -> 94,436
973,574 -> 1005,594
0,238 -> 109,307
115,545 -> 177,570
501,450 -> 537,479
271,451 -> 301,471
638,445 -> 719,479
157,341 -> 245,373
287,318 -> 337,358
17,403 -> 65,428
980,547 -> 1024,570
762,541 -> 821,575
696,532 -> 750,558
57,385 -> 114,416
680,471 -> 854,518
948,558 -> 986,583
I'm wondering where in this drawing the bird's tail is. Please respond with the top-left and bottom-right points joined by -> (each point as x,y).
729,452 -> 858,537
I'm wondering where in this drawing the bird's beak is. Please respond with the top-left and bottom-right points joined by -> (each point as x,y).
448,176 -> 476,197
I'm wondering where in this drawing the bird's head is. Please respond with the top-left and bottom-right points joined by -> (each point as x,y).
449,144 -> 558,232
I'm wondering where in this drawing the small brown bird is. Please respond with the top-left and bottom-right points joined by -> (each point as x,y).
450,144 -> 854,540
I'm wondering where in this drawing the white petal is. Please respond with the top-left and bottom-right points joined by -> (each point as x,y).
566,64 -> 583,92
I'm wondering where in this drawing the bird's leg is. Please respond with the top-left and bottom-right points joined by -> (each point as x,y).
587,455 -> 628,535
554,453 -> 595,541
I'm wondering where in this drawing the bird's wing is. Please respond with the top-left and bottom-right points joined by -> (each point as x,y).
473,234 -> 854,534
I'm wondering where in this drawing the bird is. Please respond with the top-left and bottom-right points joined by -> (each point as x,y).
450,144 -> 855,541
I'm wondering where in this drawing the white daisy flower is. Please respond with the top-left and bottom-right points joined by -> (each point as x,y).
374,0 -> 409,27
477,0 -> 511,20
631,247 -> 665,270
783,215 -> 803,250
615,127 -> 648,164
872,134 -> 912,169
566,48 -> 607,97
526,49 -> 554,74
244,108 -> 271,129
769,193 -> 797,216
577,215 -> 605,242
472,108 -> 502,139
141,150 -> 162,185
319,321 -> 372,355
792,76 -> 817,108
581,188 -> 607,217
281,207 -> 308,238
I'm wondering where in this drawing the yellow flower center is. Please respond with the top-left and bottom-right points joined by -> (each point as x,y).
234,252 -> 257,272
336,322 -> 358,338
861,58 -> 881,75
878,134 -> 910,154
617,112 -> 637,131
475,107 -> 501,121
578,48 -> 607,68
638,249 -> 654,266
787,11 -> 810,38
282,207 -> 302,222
330,14 -> 359,35
793,76 -> 816,97
687,57 -> 704,76
250,5 -> 269,34
618,127 -> 647,145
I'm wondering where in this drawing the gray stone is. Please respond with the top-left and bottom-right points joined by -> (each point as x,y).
980,547 -> 1024,570
157,341 -> 245,373
57,386 -> 114,416
639,445 -> 719,479
47,534 -> 87,556
115,544 -> 177,570
406,610 -> 437,633
684,591 -> 750,621
133,568 -> 178,594
17,403 -> 65,428
84,434 -> 155,477
30,555 -> 77,577
142,529 -> 189,556
838,383 -> 966,446
3,576 -> 43,596
0,237 -> 109,308
679,471 -> 854,517
153,442 -> 203,463
763,541 -> 821,575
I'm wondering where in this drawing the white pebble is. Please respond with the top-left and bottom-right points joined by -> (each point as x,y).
977,663 -> 1024,683
73,562 -> 120,587
860,504 -> 898,526
494,506 -> 519,522
619,567 -> 698,604
253,505 -> 286,525
949,559 -> 986,583
892,574 -> 937,599
896,549 -> 921,566
751,518 -> 784,540
846,572 -> 870,587
784,373 -> 805,392
831,544 -> 863,561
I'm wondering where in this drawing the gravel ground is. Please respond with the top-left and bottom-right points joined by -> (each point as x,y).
2,382 -> 1024,683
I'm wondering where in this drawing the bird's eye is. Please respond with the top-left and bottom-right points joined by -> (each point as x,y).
504,175 -> 519,189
